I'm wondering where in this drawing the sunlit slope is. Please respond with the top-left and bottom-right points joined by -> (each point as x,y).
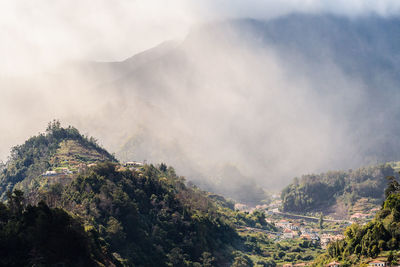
314,177 -> 400,265
281,163 -> 397,218
0,123 -> 278,266
0,121 -> 116,199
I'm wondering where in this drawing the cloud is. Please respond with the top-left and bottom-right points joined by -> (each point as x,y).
2,0 -> 400,75
0,0 -> 194,75
193,0 -> 400,19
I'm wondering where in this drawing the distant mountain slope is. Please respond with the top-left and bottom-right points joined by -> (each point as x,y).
107,14 -> 400,190
280,163 -> 397,217
62,40 -> 178,87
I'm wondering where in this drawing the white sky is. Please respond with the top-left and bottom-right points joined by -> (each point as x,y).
1,0 -> 400,75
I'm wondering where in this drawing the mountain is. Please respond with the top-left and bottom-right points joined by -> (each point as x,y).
103,14 -> 400,191
60,40 -> 179,88
280,163 -> 397,218
4,14 -> 400,195
0,122 -> 283,266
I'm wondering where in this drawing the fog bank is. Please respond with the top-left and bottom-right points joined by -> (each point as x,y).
2,2 -> 400,197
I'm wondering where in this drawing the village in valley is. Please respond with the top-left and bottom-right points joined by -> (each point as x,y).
27,137 -> 393,267
234,194 -> 388,267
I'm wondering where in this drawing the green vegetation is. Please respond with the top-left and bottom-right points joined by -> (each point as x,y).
235,230 -> 323,266
0,120 -> 116,200
5,122 -> 389,266
314,176 -> 400,266
281,164 -> 396,214
0,122 -> 287,266
0,190 -> 117,266
57,162 -> 242,266
233,210 -> 277,231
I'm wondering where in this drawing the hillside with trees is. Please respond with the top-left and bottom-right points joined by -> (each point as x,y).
8,122 -> 395,266
281,164 -> 396,216
0,190 -> 118,266
58,161 -> 242,266
0,122 -> 287,266
0,120 -> 116,200
314,176 -> 400,266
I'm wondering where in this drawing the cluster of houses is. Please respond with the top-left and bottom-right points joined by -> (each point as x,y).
326,260 -> 391,267
283,263 -> 312,267
275,220 -> 321,241
320,234 -> 345,248
43,162 -> 95,177
235,197 -> 390,267
281,259 -> 390,267
42,161 -> 145,177
264,219 -> 346,250
41,161 -> 145,184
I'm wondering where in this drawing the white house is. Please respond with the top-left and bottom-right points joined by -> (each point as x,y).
124,161 -> 144,168
368,260 -> 386,267
43,170 -> 57,176
327,261 -> 340,267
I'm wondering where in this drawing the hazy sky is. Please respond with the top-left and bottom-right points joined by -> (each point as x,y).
2,0 -> 400,75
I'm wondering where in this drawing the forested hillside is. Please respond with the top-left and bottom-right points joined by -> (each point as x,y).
59,161 -> 242,266
0,120 -> 115,200
0,190 -> 118,267
314,176 -> 400,266
0,123 -> 281,266
281,164 -> 396,215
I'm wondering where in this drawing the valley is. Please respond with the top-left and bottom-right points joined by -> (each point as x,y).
3,4 -> 400,266
0,122 -> 399,266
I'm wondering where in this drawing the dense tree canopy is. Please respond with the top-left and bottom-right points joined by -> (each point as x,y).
281,165 -> 396,212
0,190 -> 116,267
315,176 -> 400,265
0,123 -> 304,266
59,162 -> 240,266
